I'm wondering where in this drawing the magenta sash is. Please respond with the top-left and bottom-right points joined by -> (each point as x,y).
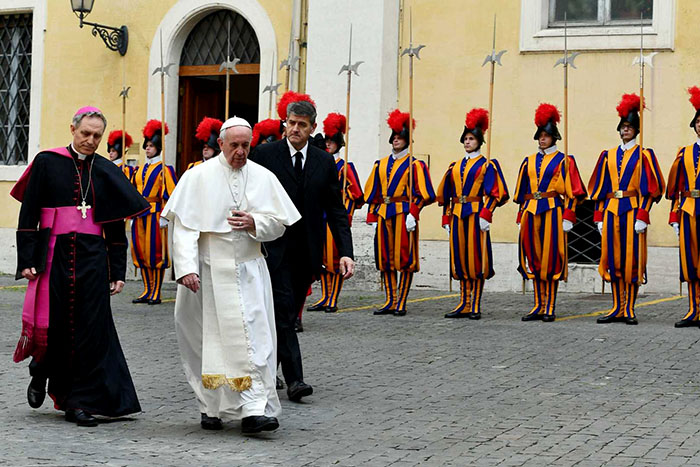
13,206 -> 102,363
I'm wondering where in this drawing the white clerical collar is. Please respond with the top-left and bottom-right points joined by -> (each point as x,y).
695,138 -> 700,148
112,158 -> 123,165
287,139 -> 308,160
147,155 -> 162,164
464,149 -> 481,160
620,138 -> 637,151
391,148 -> 409,160
70,143 -> 89,160
539,145 -> 558,155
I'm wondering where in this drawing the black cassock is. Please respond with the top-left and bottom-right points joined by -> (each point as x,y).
15,146 -> 149,417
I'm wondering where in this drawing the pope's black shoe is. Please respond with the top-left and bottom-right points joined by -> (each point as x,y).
468,312 -> 482,320
541,314 -> 556,323
625,317 -> 638,325
294,318 -> 303,332
287,380 -> 313,402
307,303 -> 326,311
325,306 -> 338,313
132,296 -> 149,304
596,314 -> 623,324
241,415 -> 279,434
65,409 -> 98,427
27,377 -> 46,409
674,318 -> 698,328
444,310 -> 470,319
373,307 -> 394,315
275,377 -> 284,390
147,299 -> 161,305
393,309 -> 407,316
521,313 -> 543,322
200,413 -> 223,430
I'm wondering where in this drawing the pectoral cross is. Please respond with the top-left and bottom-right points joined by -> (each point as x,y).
76,200 -> 91,219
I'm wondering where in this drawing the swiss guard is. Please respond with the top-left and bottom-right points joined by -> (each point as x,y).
514,103 -> 587,323
187,117 -> 223,170
666,86 -> 700,328
131,120 -> 178,305
437,108 -> 509,319
307,113 -> 364,313
251,118 -> 284,149
107,130 -> 135,179
364,109 -> 436,316
588,93 -> 665,325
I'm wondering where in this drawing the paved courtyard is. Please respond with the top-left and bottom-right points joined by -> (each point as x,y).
1,275 -> 700,466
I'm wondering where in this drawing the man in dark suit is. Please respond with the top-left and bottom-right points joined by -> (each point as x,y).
250,99 -> 355,402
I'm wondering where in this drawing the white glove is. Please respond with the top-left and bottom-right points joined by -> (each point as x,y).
562,219 -> 574,233
634,219 -> 648,234
479,217 -> 491,232
159,216 -> 169,229
405,213 -> 417,232
442,224 -> 450,234
368,222 -> 377,228
671,222 -> 680,236
596,221 -> 603,234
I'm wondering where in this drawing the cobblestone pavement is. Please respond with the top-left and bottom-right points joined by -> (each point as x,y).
1,275 -> 700,466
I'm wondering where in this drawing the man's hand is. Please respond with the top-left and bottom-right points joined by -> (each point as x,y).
562,219 -> 574,233
338,257 -> 355,279
228,210 -> 256,233
159,216 -> 169,229
596,221 -> 603,234
479,217 -> 491,232
177,273 -> 200,293
442,224 -> 450,235
671,222 -> 680,236
110,280 -> 125,295
634,219 -> 648,234
405,213 -> 417,232
21,267 -> 38,281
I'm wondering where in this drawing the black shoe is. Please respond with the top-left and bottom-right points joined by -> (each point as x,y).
200,413 -> 223,430
467,312 -> 482,320
307,303 -> 326,311
287,380 -> 313,402
674,319 -> 698,328
521,313 -> 543,322
65,409 -> 98,427
27,378 -> 46,409
241,415 -> 279,434
596,314 -> 622,324
444,310 -> 470,319
393,309 -> 407,316
325,306 -> 338,313
275,377 -> 284,390
373,307 -> 395,315
541,314 -> 556,323
147,299 -> 161,305
132,296 -> 149,304
294,318 -> 303,332
625,317 -> 638,325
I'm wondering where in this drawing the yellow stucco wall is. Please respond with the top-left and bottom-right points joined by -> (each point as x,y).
0,0 -> 292,228
400,0 -> 692,247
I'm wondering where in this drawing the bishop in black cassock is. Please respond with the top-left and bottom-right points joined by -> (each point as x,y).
12,106 -> 149,426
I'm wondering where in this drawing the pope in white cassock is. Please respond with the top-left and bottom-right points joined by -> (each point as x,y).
162,116 -> 300,434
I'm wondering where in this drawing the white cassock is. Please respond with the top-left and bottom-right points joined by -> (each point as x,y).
162,154 -> 300,420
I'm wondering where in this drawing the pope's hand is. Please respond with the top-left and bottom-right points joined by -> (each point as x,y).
21,267 -> 38,281
479,217 -> 491,232
634,219 -> 648,234
671,222 -> 680,236
110,280 -> 125,295
596,221 -> 603,234
562,219 -> 574,233
178,273 -> 200,293
339,256 -> 355,279
228,210 -> 256,233
405,213 -> 417,232
443,224 -> 450,235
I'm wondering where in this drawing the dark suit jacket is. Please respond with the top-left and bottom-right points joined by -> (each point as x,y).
250,139 -> 353,274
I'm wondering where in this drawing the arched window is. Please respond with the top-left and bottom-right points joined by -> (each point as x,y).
180,10 -> 260,66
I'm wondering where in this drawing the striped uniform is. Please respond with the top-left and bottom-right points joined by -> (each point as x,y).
514,150 -> 587,317
437,154 -> 509,315
310,158 -> 364,310
116,161 -> 136,180
130,159 -> 178,302
666,143 -> 700,322
588,143 -> 665,319
186,160 -> 203,171
364,152 -> 436,312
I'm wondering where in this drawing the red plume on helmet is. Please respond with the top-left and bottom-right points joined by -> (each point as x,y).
534,103 -> 561,127
386,109 -> 415,132
142,119 -> 169,139
195,117 -> 223,143
323,113 -> 347,138
616,93 -> 643,118
107,130 -> 133,149
276,91 -> 316,120
688,86 -> 700,111
465,108 -> 489,132
252,119 -> 283,148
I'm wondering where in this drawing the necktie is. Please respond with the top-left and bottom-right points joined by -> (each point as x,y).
294,151 -> 303,179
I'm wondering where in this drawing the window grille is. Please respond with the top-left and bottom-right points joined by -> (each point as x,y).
568,199 -> 600,264
0,13 -> 32,165
180,10 -> 260,66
